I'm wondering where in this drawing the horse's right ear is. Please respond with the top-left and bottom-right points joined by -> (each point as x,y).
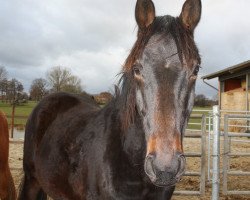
180,0 -> 202,31
135,0 -> 155,30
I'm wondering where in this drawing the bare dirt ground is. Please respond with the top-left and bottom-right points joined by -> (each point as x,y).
9,136 -> 250,200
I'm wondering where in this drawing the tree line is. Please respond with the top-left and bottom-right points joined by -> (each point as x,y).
194,94 -> 218,107
0,66 -> 83,103
1,65 -> 217,107
0,66 -> 26,104
30,66 -> 83,101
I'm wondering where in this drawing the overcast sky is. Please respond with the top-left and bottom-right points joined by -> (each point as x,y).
1,0 -> 250,97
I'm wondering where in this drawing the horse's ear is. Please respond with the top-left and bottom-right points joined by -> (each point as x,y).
180,0 -> 202,31
135,0 -> 155,30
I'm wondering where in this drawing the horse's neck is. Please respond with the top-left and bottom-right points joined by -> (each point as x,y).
97,100 -> 147,195
104,100 -> 146,165
122,116 -> 146,160
115,101 -> 146,164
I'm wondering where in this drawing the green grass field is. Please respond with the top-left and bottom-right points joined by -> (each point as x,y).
0,101 -> 212,129
188,107 -> 212,130
0,101 -> 37,126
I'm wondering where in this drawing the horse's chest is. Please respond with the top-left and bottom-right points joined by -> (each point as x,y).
94,169 -> 147,200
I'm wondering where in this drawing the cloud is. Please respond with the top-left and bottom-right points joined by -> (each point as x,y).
0,0 -> 249,98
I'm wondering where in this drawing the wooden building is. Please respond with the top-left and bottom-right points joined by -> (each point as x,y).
202,60 -> 250,111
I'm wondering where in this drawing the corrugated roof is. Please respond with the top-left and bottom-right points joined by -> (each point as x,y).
201,60 -> 250,80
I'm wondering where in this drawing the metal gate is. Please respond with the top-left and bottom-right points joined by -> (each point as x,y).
210,107 -> 250,199
222,114 -> 250,195
174,114 -> 207,196
173,107 -> 250,199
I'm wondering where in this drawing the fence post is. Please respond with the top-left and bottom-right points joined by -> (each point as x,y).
212,105 -> 220,200
223,114 -> 229,195
200,114 -> 206,196
208,114 -> 212,182
11,103 -> 15,138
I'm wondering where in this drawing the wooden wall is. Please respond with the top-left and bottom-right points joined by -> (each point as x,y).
224,79 -> 242,92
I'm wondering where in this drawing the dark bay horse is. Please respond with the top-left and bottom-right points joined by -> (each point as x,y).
19,0 -> 202,199
0,111 -> 16,200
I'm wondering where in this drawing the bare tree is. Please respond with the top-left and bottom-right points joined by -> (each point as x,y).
194,94 -> 218,107
0,67 -> 26,103
6,78 -> 24,103
194,94 -> 207,107
0,66 -> 7,80
30,78 -> 48,101
46,66 -> 82,93
0,66 -> 8,101
62,75 -> 82,94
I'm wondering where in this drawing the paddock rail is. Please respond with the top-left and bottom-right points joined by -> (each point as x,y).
222,114 -> 250,195
174,114 -> 206,196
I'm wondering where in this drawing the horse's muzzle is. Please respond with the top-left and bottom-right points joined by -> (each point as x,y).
144,152 -> 186,187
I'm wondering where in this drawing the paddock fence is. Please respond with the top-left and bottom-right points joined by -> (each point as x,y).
222,114 -> 250,196
208,107 -> 250,200
6,114 -> 28,138
174,114 -> 207,196
174,107 -> 250,199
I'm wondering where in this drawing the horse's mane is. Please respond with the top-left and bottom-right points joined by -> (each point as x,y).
117,16 -> 200,130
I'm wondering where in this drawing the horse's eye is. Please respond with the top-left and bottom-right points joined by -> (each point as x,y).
192,65 -> 200,76
133,66 -> 141,76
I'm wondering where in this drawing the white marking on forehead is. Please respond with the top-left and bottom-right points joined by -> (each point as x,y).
164,53 -> 180,69
165,60 -> 171,69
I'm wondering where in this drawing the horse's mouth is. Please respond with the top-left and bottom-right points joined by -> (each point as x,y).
146,164 -> 185,188
150,176 -> 182,188
145,156 -> 185,188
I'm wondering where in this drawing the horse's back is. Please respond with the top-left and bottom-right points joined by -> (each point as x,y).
23,92 -> 99,169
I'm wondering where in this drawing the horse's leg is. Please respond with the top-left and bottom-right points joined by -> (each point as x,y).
18,175 -> 47,200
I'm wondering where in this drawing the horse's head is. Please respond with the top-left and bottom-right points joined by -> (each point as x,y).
121,0 -> 201,187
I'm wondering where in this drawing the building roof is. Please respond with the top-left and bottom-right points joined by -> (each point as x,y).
201,60 -> 250,80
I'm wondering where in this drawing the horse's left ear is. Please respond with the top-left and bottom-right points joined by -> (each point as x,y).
180,0 -> 202,31
135,0 -> 155,30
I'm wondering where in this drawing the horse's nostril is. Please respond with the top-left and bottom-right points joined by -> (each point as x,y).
175,154 -> 186,180
147,153 -> 155,159
144,154 -> 156,180
176,152 -> 184,158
